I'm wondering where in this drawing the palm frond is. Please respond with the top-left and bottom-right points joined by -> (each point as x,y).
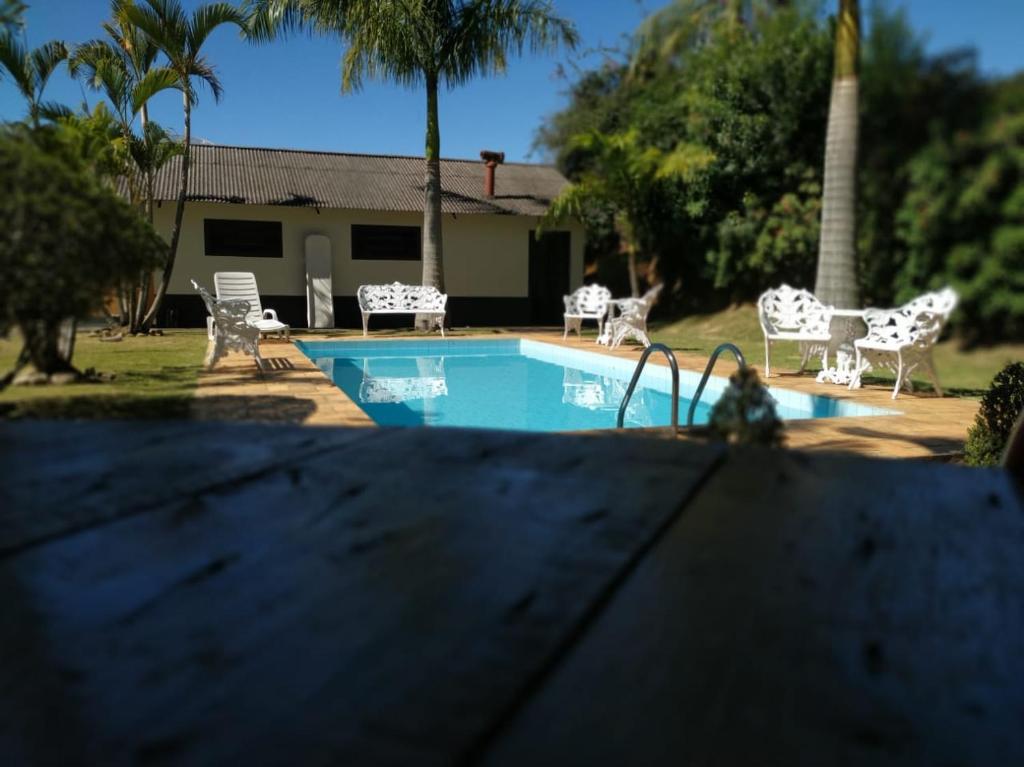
188,2 -> 247,53
340,1 -> 429,93
0,0 -> 26,33
69,38 -> 122,84
38,100 -> 75,122
31,39 -> 70,91
0,30 -> 32,98
540,182 -> 597,232
123,0 -> 187,66
109,1 -> 162,75
444,0 -> 577,86
130,65 -> 180,113
656,141 -> 716,182
185,55 -> 223,102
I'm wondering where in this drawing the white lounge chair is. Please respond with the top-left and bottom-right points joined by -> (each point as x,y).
192,280 -> 262,371
849,287 -> 957,399
563,284 -> 612,340
213,272 -> 290,339
757,284 -> 834,377
605,284 -> 663,348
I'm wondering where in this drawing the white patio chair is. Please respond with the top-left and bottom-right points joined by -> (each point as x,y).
563,284 -> 612,340
605,284 -> 663,349
757,284 -> 833,377
849,287 -> 957,399
214,272 -> 290,339
192,280 -> 263,371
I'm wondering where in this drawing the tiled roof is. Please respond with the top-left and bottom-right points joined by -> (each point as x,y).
150,144 -> 567,217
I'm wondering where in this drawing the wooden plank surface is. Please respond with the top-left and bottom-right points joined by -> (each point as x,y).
479,451 -> 1024,766
0,420 -> 377,555
0,422 -> 724,766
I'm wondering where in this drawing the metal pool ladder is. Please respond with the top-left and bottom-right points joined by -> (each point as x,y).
686,343 -> 747,427
617,343 -> 680,433
617,342 -> 748,433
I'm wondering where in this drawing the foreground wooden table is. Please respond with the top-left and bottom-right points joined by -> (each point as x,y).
1,422 -> 1022,766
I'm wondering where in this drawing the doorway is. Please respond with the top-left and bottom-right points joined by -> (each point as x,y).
528,230 -> 571,325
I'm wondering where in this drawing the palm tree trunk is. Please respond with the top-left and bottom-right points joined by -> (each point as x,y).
814,0 -> 860,309
627,245 -> 640,298
141,88 -> 190,329
132,170 -> 156,333
418,74 -> 445,330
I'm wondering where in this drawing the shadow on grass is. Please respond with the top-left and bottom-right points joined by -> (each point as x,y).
1,394 -> 318,424
0,395 -> 193,421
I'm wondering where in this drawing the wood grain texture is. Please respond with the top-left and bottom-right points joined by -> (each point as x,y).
0,420 -> 377,555
0,422 -> 723,766
479,451 -> 1024,767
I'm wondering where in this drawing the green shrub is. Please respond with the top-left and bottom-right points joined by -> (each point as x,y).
708,366 -> 785,447
964,362 -> 1024,466
0,126 -> 166,378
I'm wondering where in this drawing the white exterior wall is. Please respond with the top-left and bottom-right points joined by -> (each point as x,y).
156,202 -> 584,298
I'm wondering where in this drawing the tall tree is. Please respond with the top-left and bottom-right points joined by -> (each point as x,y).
247,0 -> 576,326
543,128 -> 713,296
814,0 -> 860,308
71,1 -> 182,332
0,33 -> 68,126
123,0 -> 247,329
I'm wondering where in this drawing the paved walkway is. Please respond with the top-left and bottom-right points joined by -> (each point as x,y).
192,330 -> 979,459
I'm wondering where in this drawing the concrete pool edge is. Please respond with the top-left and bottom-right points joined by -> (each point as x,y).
295,336 -> 900,425
191,331 -> 976,459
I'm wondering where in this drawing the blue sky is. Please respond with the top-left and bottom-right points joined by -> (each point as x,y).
2,0 -> 1022,162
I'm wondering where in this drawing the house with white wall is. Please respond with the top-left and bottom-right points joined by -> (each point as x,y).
150,144 -> 584,329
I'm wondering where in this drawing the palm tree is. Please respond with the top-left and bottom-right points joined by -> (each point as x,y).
71,21 -> 179,217
544,128 -> 713,296
814,0 -> 860,309
247,0 -> 577,326
70,2 -> 182,332
0,33 -> 69,125
123,0 -> 248,329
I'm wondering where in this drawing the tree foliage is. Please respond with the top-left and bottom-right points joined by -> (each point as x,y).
0,127 -> 166,379
539,0 -> 1023,342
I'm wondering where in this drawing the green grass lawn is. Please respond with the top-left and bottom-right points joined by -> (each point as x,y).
0,330 -> 206,419
652,304 -> 1023,396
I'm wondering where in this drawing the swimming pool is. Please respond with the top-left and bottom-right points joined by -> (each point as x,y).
297,338 -> 894,432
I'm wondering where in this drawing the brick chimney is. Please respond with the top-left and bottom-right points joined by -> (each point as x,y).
480,150 -> 505,197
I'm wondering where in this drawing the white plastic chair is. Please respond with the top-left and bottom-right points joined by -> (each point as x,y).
192,280 -> 263,371
757,284 -> 833,377
213,272 -> 289,339
605,284 -> 663,349
563,284 -> 612,340
850,287 -> 957,399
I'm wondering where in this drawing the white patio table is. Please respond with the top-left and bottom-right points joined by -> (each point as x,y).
596,299 -> 635,345
815,308 -> 868,385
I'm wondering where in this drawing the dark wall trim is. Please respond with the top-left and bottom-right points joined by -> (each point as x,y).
159,295 -> 536,330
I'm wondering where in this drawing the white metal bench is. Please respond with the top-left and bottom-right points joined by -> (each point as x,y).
850,287 -> 957,399
757,284 -> 834,377
357,282 -> 447,337
563,284 -> 612,340
192,280 -> 263,371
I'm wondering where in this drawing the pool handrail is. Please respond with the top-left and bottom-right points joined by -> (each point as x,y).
617,343 -> 679,433
687,343 -> 747,427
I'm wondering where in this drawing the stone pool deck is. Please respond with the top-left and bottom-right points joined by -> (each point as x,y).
192,331 -> 979,460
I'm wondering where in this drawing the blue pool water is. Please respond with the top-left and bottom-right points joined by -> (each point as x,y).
297,338 -> 894,432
